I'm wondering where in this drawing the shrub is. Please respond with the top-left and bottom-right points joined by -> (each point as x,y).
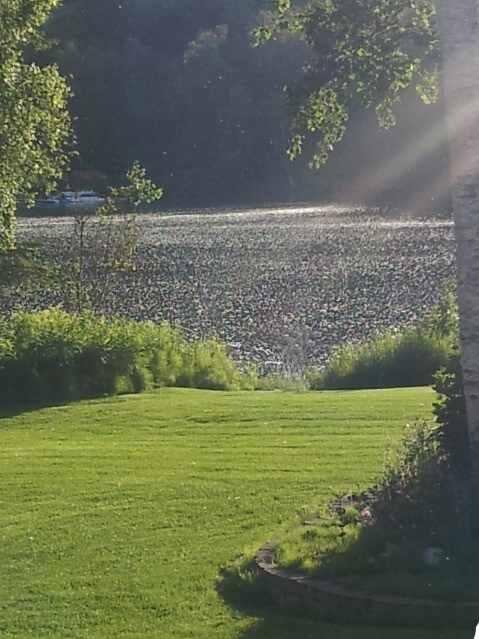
0,309 -> 247,404
307,289 -> 458,390
421,281 -> 458,338
355,419 -> 479,600
308,328 -> 454,390
177,338 -> 244,391
433,353 -> 469,475
374,421 -> 456,546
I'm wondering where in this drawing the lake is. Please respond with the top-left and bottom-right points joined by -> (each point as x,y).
10,205 -> 455,369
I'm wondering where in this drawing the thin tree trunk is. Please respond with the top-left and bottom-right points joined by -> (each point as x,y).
439,0 -> 479,467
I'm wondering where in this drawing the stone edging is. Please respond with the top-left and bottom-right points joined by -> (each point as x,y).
254,538 -> 479,628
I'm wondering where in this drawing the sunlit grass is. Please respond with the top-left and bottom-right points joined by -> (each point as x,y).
1,387 -> 468,638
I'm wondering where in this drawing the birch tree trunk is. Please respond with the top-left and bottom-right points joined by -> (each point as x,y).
439,0 -> 479,467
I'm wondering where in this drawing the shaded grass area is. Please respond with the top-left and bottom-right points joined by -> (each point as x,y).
273,514 -> 479,603
0,387 -> 468,638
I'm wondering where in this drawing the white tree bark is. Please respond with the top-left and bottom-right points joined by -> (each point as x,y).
439,0 -> 479,464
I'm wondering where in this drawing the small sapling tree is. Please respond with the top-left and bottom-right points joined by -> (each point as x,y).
65,162 -> 163,314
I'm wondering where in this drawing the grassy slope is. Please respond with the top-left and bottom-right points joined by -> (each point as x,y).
0,387 -> 467,639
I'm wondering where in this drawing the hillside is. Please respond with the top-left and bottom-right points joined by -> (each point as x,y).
0,386 -> 450,639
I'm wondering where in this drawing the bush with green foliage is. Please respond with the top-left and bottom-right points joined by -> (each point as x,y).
176,339 -> 248,391
421,284 -> 458,338
307,328 -> 454,390
373,421 -> 455,547
0,309 -> 248,404
342,418 -> 479,602
433,354 -> 469,474
308,291 -> 458,390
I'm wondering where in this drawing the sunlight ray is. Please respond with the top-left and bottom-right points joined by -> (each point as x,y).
339,62 -> 479,211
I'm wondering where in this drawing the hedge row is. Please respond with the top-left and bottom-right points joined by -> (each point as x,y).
0,309 -> 251,404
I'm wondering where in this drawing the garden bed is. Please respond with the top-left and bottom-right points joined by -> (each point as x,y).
255,532 -> 479,628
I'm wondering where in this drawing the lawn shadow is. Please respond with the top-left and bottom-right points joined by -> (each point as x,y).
0,387 -> 124,421
0,402 -> 58,421
232,614 -> 473,639
217,559 -> 476,639
0,397 -> 91,422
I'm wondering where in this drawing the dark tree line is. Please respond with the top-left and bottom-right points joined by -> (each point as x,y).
36,0 -> 451,211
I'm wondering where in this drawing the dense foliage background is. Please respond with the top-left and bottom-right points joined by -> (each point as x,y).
35,0 -> 451,211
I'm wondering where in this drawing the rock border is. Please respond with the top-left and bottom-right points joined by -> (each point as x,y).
254,538 -> 479,628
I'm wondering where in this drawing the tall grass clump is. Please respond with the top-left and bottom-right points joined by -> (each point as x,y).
0,309 -> 247,404
308,286 -> 458,390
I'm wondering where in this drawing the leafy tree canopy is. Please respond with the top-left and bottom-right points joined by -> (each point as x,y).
0,0 -> 72,248
256,0 -> 440,168
39,0 -> 320,205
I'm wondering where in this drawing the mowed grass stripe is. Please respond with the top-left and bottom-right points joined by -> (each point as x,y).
1,387 -> 459,639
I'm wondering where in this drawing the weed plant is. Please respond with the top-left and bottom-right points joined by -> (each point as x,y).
434,353 -> 469,472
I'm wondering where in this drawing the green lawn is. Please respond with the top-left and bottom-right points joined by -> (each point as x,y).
0,387 -> 471,639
